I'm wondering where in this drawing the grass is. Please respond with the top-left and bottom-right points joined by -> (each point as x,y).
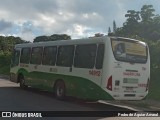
147,69 -> 160,100
0,65 -> 10,75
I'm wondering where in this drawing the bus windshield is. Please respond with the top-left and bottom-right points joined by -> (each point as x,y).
111,38 -> 148,63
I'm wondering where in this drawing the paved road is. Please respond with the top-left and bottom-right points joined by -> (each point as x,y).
0,77 -> 159,120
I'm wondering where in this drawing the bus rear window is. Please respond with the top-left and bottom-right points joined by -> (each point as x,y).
111,38 -> 148,63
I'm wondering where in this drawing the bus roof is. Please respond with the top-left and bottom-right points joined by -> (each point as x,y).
15,36 -> 109,48
15,36 -> 146,48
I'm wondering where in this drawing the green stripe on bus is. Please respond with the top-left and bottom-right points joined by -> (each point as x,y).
18,68 -> 114,100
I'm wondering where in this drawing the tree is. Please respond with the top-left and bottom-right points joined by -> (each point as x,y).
113,20 -> 117,34
107,21 -> 117,36
50,34 -> 71,41
153,15 -> 160,24
115,4 -> 160,41
94,33 -> 104,37
33,36 -> 48,42
108,27 -> 111,34
33,34 -> 71,42
125,10 -> 140,22
121,10 -> 140,36
141,5 -> 155,23
0,36 -> 27,54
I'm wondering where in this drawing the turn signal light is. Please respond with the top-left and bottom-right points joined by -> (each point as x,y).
107,76 -> 112,91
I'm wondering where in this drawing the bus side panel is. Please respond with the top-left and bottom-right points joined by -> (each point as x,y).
101,39 -> 115,98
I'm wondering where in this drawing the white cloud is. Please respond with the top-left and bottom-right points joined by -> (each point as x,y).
19,32 -> 36,42
73,24 -> 89,36
0,19 -> 13,32
0,0 -> 159,41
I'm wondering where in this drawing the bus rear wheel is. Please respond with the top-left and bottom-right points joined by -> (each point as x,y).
54,81 -> 65,100
19,75 -> 27,89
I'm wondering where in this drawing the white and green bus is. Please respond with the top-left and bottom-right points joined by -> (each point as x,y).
10,36 -> 150,100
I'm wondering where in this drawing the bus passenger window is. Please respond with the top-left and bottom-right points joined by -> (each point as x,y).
11,50 -> 20,67
56,45 -> 74,67
42,46 -> 57,66
96,44 -> 104,69
74,44 -> 97,69
30,47 -> 43,65
20,48 -> 31,64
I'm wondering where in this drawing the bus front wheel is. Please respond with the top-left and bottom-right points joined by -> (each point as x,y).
54,80 -> 65,100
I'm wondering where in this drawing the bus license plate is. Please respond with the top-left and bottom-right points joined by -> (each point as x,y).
123,78 -> 138,84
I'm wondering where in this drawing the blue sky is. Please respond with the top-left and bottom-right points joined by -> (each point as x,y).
0,0 -> 160,42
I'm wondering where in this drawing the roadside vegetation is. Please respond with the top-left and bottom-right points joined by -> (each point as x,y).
111,5 -> 160,101
0,5 -> 160,101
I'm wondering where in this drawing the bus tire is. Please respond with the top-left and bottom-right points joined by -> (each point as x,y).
54,80 -> 65,100
19,75 -> 27,89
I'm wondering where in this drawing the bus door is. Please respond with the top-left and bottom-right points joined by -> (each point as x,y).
10,48 -> 21,83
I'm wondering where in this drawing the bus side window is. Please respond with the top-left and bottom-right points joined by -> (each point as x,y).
42,46 -> 57,66
74,44 -> 97,69
56,45 -> 74,67
30,47 -> 43,65
20,48 -> 31,64
96,44 -> 104,69
11,49 -> 20,67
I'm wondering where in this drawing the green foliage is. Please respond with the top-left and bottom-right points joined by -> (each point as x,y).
0,36 -> 29,53
113,20 -> 117,34
33,34 -> 71,42
114,4 -> 160,41
33,35 -> 48,42
0,36 -> 27,75
125,10 -> 140,22
0,53 -> 11,75
148,68 -> 160,100
108,27 -> 111,34
141,5 -> 155,23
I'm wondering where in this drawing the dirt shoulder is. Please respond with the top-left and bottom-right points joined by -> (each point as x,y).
123,99 -> 160,111
0,74 -> 10,79
104,99 -> 160,111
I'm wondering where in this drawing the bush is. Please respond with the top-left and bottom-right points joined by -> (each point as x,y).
0,52 -> 11,75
